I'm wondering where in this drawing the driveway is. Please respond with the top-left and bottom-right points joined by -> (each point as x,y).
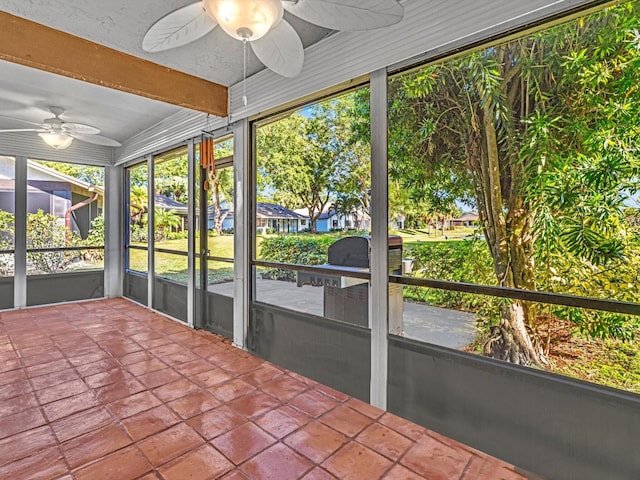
208,279 -> 477,349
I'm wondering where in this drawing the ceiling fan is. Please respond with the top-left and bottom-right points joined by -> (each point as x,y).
142,0 -> 404,78
0,107 -> 121,150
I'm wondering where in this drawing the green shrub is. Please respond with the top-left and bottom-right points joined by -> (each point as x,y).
405,239 -> 500,326
260,234 -> 335,280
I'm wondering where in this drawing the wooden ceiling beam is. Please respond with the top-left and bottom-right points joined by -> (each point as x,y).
0,11 -> 228,117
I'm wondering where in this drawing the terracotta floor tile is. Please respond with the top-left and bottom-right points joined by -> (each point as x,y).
285,421 -> 348,464
379,412 -> 427,441
221,470 -> 250,480
25,359 -> 71,378
0,368 -> 25,386
228,389 -> 280,420
165,350 -> 200,365
240,364 -> 284,386
138,367 -> 182,389
126,358 -> 167,376
461,456 -> 528,480
302,467 -> 338,480
30,368 -> 80,390
0,392 -> 39,419
96,377 -> 145,403
153,378 -> 201,403
138,423 -> 204,467
383,464 -> 428,480
36,378 -> 88,405
174,358 -> 216,376
0,426 -> 56,467
42,390 -> 100,422
74,445 -> 152,480
209,378 -> 256,402
51,406 -> 113,442
0,406 -> 47,440
158,444 -> 234,480
119,350 -> 155,365
319,405 -> 373,438
0,446 -> 67,480
61,423 -> 131,468
75,358 -> 120,377
255,405 -> 311,439
21,349 -> 64,367
211,422 -> 276,465
219,356 -> 264,376
240,443 -> 313,480
356,423 -> 413,461
149,342 -> 183,357
193,368 -> 233,389
168,390 -> 221,419
107,390 -> 162,419
0,299 -> 529,480
0,359 -> 20,373
290,390 -> 339,419
314,384 -> 350,403
84,367 -> 132,388
346,397 -> 384,419
322,442 -> 393,480
0,379 -> 32,401
121,404 -> 181,442
187,405 -> 247,440
261,374 -> 311,401
400,435 -> 473,480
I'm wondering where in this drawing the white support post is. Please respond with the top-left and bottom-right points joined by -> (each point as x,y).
187,140 -> 196,328
147,155 -> 154,309
104,164 -> 123,298
369,68 -> 389,409
14,156 -> 27,309
233,118 -> 249,349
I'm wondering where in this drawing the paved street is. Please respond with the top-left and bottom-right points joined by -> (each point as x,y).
209,279 -> 477,349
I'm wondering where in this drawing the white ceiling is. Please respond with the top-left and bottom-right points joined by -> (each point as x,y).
0,0 -> 333,146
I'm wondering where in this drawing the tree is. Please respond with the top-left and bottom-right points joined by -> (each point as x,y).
143,208 -> 181,241
257,93 -> 370,232
389,3 -> 640,365
40,161 -> 104,186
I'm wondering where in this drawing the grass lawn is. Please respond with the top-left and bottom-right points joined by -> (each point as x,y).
129,234 -> 237,284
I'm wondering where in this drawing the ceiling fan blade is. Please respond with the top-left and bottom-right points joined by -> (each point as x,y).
0,128 -> 46,133
69,133 -> 121,147
62,123 -> 101,135
251,20 -> 304,78
283,0 -> 403,31
143,2 -> 217,52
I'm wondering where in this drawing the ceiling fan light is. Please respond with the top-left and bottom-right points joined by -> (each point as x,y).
38,132 -> 73,150
204,0 -> 283,41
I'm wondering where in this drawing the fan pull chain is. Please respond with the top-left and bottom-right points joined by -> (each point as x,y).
242,39 -> 248,107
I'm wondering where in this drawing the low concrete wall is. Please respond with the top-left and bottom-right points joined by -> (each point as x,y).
124,271 -> 147,306
197,289 -> 233,339
388,334 -> 640,480
0,276 -> 13,310
27,270 -> 103,306
153,277 -> 187,323
249,302 -> 371,402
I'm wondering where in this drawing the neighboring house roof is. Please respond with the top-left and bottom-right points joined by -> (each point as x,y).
455,212 -> 479,221
257,202 -> 305,220
154,194 -> 187,213
26,160 -> 105,196
318,210 -> 337,220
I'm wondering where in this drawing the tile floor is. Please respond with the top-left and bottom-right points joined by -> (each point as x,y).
0,298 -> 529,479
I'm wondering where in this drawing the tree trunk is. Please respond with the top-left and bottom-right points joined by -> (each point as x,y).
474,108 -> 545,366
